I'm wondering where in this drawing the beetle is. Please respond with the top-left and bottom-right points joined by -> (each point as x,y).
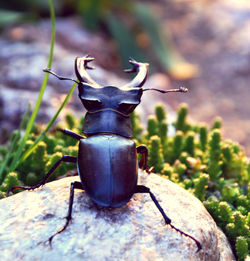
10,55 -> 201,252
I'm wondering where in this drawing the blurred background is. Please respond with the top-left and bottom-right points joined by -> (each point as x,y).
0,0 -> 250,155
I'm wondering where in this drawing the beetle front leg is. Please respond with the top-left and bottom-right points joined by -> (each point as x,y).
48,181 -> 84,246
58,128 -> 85,140
135,185 -> 202,252
8,155 -> 77,194
137,145 -> 152,173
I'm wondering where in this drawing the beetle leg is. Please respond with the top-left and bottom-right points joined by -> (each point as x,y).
8,156 -> 77,195
48,181 -> 83,246
135,185 -> 202,252
58,128 -> 85,140
136,145 -> 152,173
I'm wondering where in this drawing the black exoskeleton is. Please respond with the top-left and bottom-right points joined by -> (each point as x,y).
9,55 -> 201,252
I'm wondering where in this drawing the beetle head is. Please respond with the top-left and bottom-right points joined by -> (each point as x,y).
75,56 -> 148,89
74,55 -> 187,137
75,55 -> 187,115
75,56 -> 148,115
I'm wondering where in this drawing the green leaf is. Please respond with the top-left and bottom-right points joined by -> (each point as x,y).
106,13 -> 146,67
133,3 -> 198,80
0,10 -> 30,29
19,82 -> 76,163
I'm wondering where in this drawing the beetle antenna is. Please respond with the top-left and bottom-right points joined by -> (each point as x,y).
43,68 -> 79,84
143,86 -> 188,93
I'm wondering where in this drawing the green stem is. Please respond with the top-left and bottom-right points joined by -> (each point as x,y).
8,0 -> 55,172
19,83 -> 77,163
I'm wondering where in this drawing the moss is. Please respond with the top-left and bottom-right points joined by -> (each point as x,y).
173,161 -> 187,177
183,131 -> 195,156
148,135 -> 164,173
236,195 -> 249,210
203,196 -> 220,220
174,103 -> 189,133
217,202 -> 233,228
207,129 -> 223,181
171,131 -> 183,162
0,172 -> 20,197
130,112 -> 143,141
199,124 -> 208,152
147,115 -> 158,138
25,172 -> 39,186
158,122 -> 168,145
155,103 -> 167,122
211,116 -> 222,130
221,184 -> 240,204
161,163 -> 173,178
193,173 -> 209,201
235,236 -> 249,261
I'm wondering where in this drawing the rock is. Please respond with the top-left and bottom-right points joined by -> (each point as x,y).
0,171 -> 235,261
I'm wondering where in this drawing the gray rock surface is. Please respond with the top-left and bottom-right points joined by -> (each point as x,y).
0,171 -> 235,261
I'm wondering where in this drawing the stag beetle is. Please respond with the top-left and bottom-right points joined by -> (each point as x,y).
10,56 -> 201,251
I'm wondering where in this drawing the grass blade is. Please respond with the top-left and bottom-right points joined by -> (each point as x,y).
18,82 -> 77,163
106,13 -> 146,67
8,0 -> 55,172
133,3 -> 198,80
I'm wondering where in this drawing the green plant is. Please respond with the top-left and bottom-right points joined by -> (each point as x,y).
1,0 -> 197,80
193,173 -> 209,201
0,0 -> 77,183
236,236 -> 249,261
1,102 -> 249,260
0,112 -> 83,198
131,103 -> 249,259
0,9 -> 34,30
105,1 -> 198,79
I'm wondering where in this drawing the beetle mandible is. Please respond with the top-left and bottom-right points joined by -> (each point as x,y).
10,55 -> 201,252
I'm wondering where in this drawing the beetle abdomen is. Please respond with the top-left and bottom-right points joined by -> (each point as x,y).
77,135 -> 138,207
